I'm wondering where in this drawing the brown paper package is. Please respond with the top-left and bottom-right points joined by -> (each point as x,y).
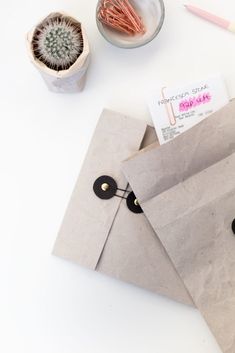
53,109 -> 193,306
122,100 -> 235,353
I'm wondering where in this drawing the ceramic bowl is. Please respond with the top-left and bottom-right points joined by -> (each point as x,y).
96,0 -> 165,48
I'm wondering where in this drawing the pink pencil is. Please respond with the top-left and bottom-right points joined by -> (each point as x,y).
184,4 -> 235,33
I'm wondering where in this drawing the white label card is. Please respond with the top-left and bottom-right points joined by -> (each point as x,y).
148,76 -> 230,144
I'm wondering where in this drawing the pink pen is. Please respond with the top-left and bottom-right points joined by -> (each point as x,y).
184,4 -> 235,33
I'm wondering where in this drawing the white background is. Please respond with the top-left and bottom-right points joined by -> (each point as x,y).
1,0 -> 234,352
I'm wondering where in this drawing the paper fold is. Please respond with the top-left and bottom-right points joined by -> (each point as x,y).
122,99 -> 235,353
53,110 -> 193,306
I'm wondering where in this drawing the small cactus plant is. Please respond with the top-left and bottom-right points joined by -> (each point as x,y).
27,12 -> 90,92
32,13 -> 84,71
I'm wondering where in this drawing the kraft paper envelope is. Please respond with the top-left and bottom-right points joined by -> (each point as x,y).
122,100 -> 235,353
53,109 -> 193,305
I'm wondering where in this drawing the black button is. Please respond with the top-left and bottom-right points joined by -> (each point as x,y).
126,192 -> 143,214
93,176 -> 117,200
232,219 -> 235,234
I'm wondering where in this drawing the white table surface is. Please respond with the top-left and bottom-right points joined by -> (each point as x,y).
1,0 -> 234,352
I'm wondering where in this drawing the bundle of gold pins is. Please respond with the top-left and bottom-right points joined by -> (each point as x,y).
98,0 -> 145,35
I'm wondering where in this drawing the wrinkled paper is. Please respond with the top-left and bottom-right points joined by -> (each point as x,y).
53,109 -> 193,305
122,100 -> 235,353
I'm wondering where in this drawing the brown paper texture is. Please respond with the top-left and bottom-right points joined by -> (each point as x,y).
26,12 -> 90,93
53,109 -> 193,305
122,100 -> 235,353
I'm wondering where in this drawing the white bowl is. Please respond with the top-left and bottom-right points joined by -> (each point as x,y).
96,0 -> 165,48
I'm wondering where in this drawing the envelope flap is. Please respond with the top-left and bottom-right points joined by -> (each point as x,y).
122,100 -> 235,204
148,156 -> 235,353
145,152 -> 235,230
53,109 -> 147,269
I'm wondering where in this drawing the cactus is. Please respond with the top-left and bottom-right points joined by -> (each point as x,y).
32,13 -> 83,71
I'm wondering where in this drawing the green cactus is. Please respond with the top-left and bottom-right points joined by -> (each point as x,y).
32,13 -> 83,71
